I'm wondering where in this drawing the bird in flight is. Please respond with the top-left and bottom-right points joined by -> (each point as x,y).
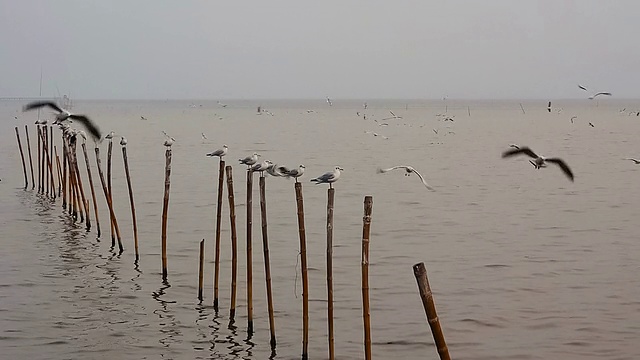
547,101 -> 552,113
377,165 -> 434,191
23,101 -> 102,140
326,97 -> 333,106
624,158 -> 640,164
578,84 -> 588,91
502,146 -> 574,182
588,92 -> 612,100
382,110 -> 402,121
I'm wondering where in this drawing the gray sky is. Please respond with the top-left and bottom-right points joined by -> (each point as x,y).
1,1 -> 639,100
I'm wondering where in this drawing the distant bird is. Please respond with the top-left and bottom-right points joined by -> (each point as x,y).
502,146 -> 574,182
201,132 -> 208,140
589,122 -> 595,127
23,101 -> 101,140
509,144 -> 520,149
377,165 -> 434,191
570,116 -> 577,123
239,152 -> 260,167
326,97 -> 333,106
578,84 -> 588,91
120,136 -> 127,146
164,137 -> 175,147
140,116 -> 147,121
206,144 -> 228,159
624,158 -> 640,164
363,102 -> 368,109
433,129 -> 438,134
284,164 -> 305,182
310,166 -> 343,188
34,119 -> 48,125
588,92 -> 612,100
217,101 -> 228,108
547,101 -> 552,113
250,160 -> 272,175
382,110 -> 402,121
104,131 -> 116,140
307,109 -> 316,114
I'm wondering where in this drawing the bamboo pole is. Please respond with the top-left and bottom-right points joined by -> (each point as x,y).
107,140 -> 115,247
161,148 -> 172,280
413,262 -> 451,360
61,132 -> 66,208
94,146 -> 123,252
122,145 -> 139,260
361,196 -> 373,360
50,126 -> 54,197
246,169 -> 254,335
55,149 -> 63,198
198,239 -> 205,302
14,127 -> 28,189
82,142 -> 101,238
66,144 -> 77,219
225,166 -> 238,320
25,125 -> 35,190
37,126 -> 42,193
213,160 -> 225,311
38,128 -> 56,200
326,187 -> 335,360
71,141 -> 90,230
259,175 -> 276,349
44,126 -> 49,196
294,182 -> 309,360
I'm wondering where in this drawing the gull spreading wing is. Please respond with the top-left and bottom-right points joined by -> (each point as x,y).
502,147 -> 538,159
545,158 -> 574,182
23,101 -> 63,113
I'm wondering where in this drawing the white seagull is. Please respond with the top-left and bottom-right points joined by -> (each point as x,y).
624,158 -> 640,164
120,136 -> 127,146
206,144 -> 228,159
266,163 -> 288,177
310,166 -> 343,188
588,92 -> 612,100
23,100 -> 102,140
382,110 -> 402,121
35,118 -> 48,125
250,160 -> 272,175
326,97 -> 333,106
104,131 -> 116,140
502,146 -> 574,182
284,164 -> 305,182
377,166 -> 435,191
239,152 -> 260,168
164,137 -> 175,147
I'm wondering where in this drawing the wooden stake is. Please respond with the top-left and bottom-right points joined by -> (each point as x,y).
413,262 -> 451,360
38,128 -> 56,200
54,148 -> 63,198
198,239 -> 205,302
14,127 -> 28,189
82,142 -> 101,238
25,125 -> 35,190
107,140 -> 115,247
71,141 -> 90,230
213,160 -> 225,311
94,146 -> 123,252
259,175 -> 277,349
44,126 -> 49,196
225,166 -> 238,320
161,148 -> 172,280
122,145 -> 139,260
37,126 -> 42,193
294,182 -> 309,360
361,196 -> 373,360
326,187 -> 335,360
61,132 -> 66,208
246,169 -> 254,335
50,126 -> 54,197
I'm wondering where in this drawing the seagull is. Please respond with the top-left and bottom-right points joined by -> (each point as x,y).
547,101 -> 552,113
201,132 -> 208,140
588,92 -> 612,100
284,164 -> 305,182
217,101 -> 228,108
206,144 -> 228,159
589,122 -> 595,127
509,144 -> 520,149
326,97 -> 333,106
104,131 -> 116,140
34,119 -> 48,125
120,136 -> 127,146
624,158 -> 640,164
570,116 -> 577,123
23,101 -> 101,140
76,130 -> 87,142
164,137 -> 175,147
377,166 -> 435,191
578,84 -> 588,91
382,110 -> 402,121
266,163 -> 287,177
140,116 -> 147,121
239,152 -> 260,168
310,166 -> 343,188
250,160 -> 272,176
502,146 -> 574,182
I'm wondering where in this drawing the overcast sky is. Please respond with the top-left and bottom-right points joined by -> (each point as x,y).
1,1 -> 639,100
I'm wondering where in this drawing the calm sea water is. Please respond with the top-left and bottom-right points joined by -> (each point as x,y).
1,99 -> 640,359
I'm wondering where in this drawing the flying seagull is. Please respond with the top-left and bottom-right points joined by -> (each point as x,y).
502,146 -> 574,182
547,101 -> 552,113
239,152 -> 260,168
570,116 -> 577,123
206,144 -> 228,159
624,158 -> 640,164
310,166 -> 343,188
578,84 -> 588,91
326,97 -> 333,106
23,101 -> 102,140
377,165 -> 434,191
509,144 -> 520,149
588,92 -> 612,100
382,110 -> 402,121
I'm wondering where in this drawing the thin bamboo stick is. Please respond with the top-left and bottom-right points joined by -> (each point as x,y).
259,175 -> 276,349
37,126 -> 41,193
14,127 -> 28,189
55,149 -> 63,198
39,128 -> 56,200
61,132 -> 66,208
213,160 -> 225,311
326,187 -> 335,360
198,239 -> 205,302
50,126 -> 54,197
122,145 -> 139,260
71,141 -> 90,230
413,262 -> 451,360
294,182 -> 309,360
25,125 -> 35,190
107,140 -> 115,247
94,146 -> 123,252
82,142 -> 101,238
246,169 -> 254,335
225,166 -> 238,320
361,196 -> 373,360
161,148 -> 172,280
44,126 -> 49,196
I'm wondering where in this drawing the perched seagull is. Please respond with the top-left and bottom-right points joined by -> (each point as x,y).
239,152 -> 260,168
588,92 -> 612,100
377,165 -> 435,191
206,144 -> 228,159
266,163 -> 287,177
34,118 -> 48,125
164,137 -> 175,147
326,97 -> 333,106
624,158 -> 640,164
120,136 -> 127,146
284,164 -> 305,182
578,84 -> 588,91
250,160 -> 272,175
23,101 -> 102,140
502,146 -> 574,182
104,131 -> 116,140
310,166 -> 343,188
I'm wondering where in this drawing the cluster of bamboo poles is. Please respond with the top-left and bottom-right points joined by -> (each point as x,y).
14,125 -> 139,259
